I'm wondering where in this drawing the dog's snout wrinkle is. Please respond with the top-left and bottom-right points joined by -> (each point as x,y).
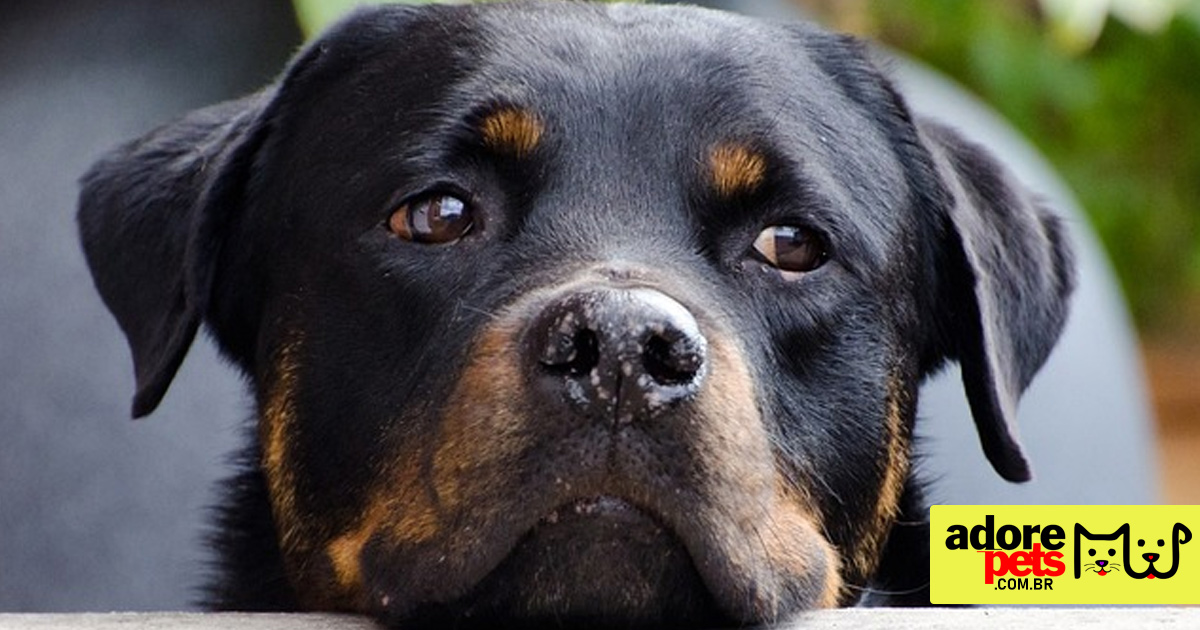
530,287 -> 708,425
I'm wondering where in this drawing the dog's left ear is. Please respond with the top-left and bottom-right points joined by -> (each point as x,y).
797,31 -> 1074,481
919,119 -> 1075,482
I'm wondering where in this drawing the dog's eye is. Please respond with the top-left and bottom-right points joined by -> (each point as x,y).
751,226 -> 827,273
389,194 -> 473,244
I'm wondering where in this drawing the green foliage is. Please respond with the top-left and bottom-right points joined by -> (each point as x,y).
865,0 -> 1200,329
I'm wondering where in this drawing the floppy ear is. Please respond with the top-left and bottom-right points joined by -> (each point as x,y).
795,31 -> 1073,480
78,92 -> 271,418
919,119 -> 1075,482
78,6 -> 435,419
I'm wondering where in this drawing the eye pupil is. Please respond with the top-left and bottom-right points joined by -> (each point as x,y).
390,194 -> 473,243
752,225 -> 826,274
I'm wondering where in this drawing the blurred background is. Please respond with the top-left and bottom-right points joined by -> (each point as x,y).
0,0 -> 1195,614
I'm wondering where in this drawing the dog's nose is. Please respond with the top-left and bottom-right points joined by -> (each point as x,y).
1144,553 -> 1159,563
1097,560 -> 1107,567
529,287 -> 707,423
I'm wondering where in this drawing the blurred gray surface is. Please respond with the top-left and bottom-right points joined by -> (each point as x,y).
0,0 -> 1157,615
0,0 -> 298,611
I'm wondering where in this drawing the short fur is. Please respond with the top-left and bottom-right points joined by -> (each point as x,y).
79,3 -> 1074,628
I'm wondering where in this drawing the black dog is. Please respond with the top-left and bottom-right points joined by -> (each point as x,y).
78,2 -> 1074,628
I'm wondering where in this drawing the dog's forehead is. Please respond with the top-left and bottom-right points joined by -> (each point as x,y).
467,4 -> 871,138
459,4 -> 911,228
303,3 -> 910,186
472,2 -> 778,80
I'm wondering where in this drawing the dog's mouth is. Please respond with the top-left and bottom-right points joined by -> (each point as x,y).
353,450 -> 838,628
411,494 -> 724,629
538,495 -> 651,526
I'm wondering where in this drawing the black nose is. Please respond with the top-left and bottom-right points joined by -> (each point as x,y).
529,287 -> 707,424
1097,560 -> 1107,567
1144,553 -> 1159,563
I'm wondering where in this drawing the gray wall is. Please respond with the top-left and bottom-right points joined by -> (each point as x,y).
0,0 -> 298,611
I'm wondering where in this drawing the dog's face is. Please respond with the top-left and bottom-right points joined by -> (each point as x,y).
1128,524 -> 1191,579
78,3 -> 1073,627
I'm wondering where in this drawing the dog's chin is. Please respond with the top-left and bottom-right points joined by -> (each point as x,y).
396,496 -> 725,630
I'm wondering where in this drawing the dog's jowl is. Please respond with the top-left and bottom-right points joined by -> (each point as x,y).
78,3 -> 1074,628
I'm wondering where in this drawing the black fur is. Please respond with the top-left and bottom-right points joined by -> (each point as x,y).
203,439 -> 296,611
79,3 -> 1074,628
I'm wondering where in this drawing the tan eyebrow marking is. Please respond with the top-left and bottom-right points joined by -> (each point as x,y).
709,143 -> 768,197
479,107 -> 544,157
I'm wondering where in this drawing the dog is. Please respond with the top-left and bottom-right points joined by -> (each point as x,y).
1128,525 -> 1192,580
77,2 -> 1074,627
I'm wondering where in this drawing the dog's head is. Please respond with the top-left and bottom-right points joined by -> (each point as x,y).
78,3 -> 1073,627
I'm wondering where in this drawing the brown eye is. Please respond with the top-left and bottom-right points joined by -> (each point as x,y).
389,194 -> 473,243
751,225 -> 827,273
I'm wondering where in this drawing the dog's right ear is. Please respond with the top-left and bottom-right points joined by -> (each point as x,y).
78,92 -> 273,418
78,6 -> 434,419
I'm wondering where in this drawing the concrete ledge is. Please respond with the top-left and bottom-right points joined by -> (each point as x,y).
0,609 -> 1196,629
0,615 -> 373,630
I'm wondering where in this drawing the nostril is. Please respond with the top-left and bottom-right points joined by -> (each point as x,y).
642,331 -> 704,386
540,328 -> 600,376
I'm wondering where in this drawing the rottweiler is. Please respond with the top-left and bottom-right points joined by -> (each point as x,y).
78,2 -> 1074,628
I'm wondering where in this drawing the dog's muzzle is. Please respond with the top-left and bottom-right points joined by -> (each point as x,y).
527,287 -> 708,425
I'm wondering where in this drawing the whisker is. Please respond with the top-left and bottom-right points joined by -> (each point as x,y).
456,301 -> 501,321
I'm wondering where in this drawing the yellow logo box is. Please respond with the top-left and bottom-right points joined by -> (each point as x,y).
930,505 -> 1199,604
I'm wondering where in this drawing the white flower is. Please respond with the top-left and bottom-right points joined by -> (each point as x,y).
1040,0 -> 1192,51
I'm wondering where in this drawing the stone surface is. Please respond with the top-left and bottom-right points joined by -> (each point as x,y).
1,610 -> 1197,630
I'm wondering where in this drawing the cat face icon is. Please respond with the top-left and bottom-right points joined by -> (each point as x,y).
1126,524 -> 1192,580
1083,544 -> 1122,576
1075,523 -> 1127,578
